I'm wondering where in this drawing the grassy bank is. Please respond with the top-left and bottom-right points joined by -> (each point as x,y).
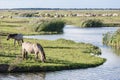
0,18 -> 65,35
63,17 -> 120,27
103,29 -> 120,48
0,37 -> 105,72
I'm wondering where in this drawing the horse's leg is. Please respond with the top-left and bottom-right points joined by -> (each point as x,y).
19,40 -> 21,46
17,40 -> 19,46
22,51 -> 28,60
20,39 -> 24,45
35,52 -> 39,60
14,39 -> 16,46
17,40 -> 22,46
22,49 -> 25,60
25,52 -> 28,60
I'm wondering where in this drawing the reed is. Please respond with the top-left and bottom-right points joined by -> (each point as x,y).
103,29 -> 120,48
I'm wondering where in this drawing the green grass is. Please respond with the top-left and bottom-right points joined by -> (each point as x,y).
103,29 -> 120,48
0,18 -> 65,35
0,37 -> 105,72
31,19 -> 65,33
0,10 -> 120,36
63,17 -> 120,27
81,19 -> 104,27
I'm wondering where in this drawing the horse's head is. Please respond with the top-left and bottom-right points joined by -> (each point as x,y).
7,34 -> 11,40
7,34 -> 18,40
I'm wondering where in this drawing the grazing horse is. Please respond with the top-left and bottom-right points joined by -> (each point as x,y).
22,42 -> 46,62
7,34 -> 24,45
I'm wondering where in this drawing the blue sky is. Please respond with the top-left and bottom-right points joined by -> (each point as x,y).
0,0 -> 119,8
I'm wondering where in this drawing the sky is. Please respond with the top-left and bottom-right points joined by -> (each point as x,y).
0,0 -> 120,9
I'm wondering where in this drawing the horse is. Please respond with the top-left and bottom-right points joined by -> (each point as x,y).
22,42 -> 46,62
7,33 -> 24,46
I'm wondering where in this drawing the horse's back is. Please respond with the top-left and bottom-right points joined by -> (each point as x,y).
22,42 -> 34,53
22,42 -> 44,52
15,34 -> 23,40
22,42 -> 46,62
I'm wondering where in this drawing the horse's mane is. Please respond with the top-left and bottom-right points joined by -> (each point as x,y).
8,34 -> 18,37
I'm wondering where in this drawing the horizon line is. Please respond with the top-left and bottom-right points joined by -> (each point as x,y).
0,8 -> 120,10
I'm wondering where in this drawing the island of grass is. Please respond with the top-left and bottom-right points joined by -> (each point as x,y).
0,37 -> 106,73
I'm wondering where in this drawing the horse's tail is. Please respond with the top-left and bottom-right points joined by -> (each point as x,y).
38,44 -> 46,62
41,49 -> 46,62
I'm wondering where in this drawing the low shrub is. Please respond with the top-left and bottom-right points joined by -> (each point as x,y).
19,12 -> 38,17
33,19 -> 65,33
81,19 -> 104,27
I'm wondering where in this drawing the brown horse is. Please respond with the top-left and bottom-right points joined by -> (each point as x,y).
22,42 -> 46,62
7,34 -> 24,45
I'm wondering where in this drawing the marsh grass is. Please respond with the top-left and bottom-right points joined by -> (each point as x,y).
31,19 -> 65,33
0,37 -> 105,72
63,17 -> 120,27
0,10 -> 120,36
0,18 -> 65,35
103,29 -> 120,48
81,19 -> 104,27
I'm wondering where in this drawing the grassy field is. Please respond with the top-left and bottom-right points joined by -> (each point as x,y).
0,37 -> 105,72
0,17 -> 39,35
63,16 -> 120,27
0,10 -> 120,35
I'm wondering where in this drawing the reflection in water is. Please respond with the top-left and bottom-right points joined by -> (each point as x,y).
0,73 -> 46,80
1,25 -> 120,80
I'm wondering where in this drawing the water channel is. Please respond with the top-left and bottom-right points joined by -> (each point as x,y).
0,25 -> 120,80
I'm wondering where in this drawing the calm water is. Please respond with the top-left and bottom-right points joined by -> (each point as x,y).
1,25 -> 120,80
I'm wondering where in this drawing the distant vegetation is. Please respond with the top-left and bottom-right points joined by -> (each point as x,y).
103,29 -> 120,48
4,8 -> 120,10
32,19 -> 65,34
20,13 -> 35,17
81,19 -> 104,27
0,10 -> 120,35
19,12 -> 39,17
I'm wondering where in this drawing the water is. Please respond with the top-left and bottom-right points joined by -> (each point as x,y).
1,25 -> 120,80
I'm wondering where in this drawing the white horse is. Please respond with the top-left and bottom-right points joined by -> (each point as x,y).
7,34 -> 24,45
22,42 -> 46,62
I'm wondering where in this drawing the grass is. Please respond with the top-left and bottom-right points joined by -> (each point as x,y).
0,18 -> 65,35
81,19 -> 103,27
0,37 -> 106,72
103,29 -> 120,48
0,10 -> 120,36
31,19 -> 65,33
63,17 -> 120,27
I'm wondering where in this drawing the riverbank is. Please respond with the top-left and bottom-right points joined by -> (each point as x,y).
0,37 -> 106,72
103,29 -> 120,48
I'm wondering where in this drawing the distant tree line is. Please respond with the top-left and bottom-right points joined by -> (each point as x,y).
1,8 -> 120,10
